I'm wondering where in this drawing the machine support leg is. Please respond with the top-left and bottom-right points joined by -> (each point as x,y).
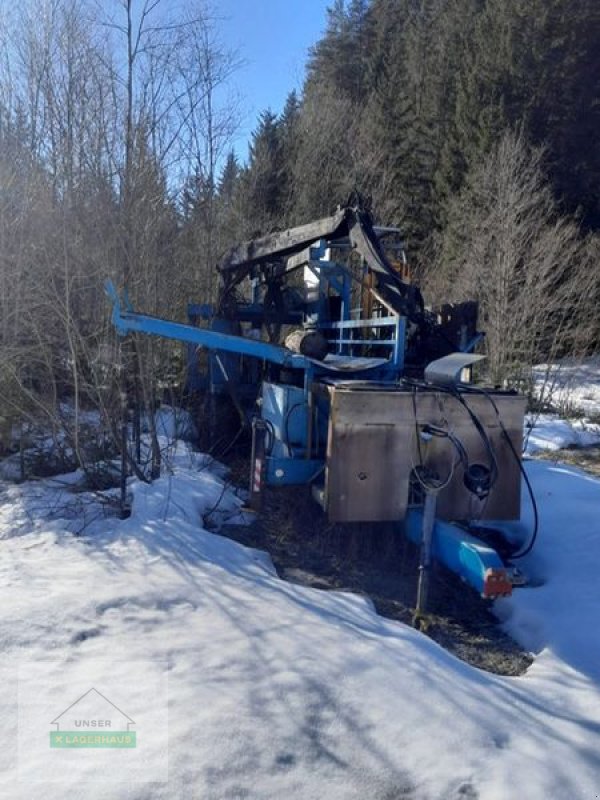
119,389 -> 131,520
249,418 -> 267,512
304,368 -> 314,460
214,353 -> 247,429
414,491 -> 438,626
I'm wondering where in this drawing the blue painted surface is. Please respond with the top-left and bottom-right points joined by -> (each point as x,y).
187,303 -> 214,321
106,281 -> 309,369
107,282 -> 510,591
461,332 -> 485,353
393,317 -> 406,369
262,383 -> 309,458
266,456 -> 324,486
208,318 -> 242,392
405,509 -> 506,596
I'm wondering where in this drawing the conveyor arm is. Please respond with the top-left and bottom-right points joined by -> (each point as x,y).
105,281 -> 309,368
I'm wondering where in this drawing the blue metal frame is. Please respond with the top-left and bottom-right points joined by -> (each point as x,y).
187,303 -> 214,321
106,281 -> 309,370
106,259 -> 513,599
265,456 -> 324,486
318,315 -> 406,371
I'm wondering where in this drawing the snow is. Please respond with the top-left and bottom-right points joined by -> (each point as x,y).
533,357 -> 600,416
1,420 -> 600,797
524,357 -> 600,455
524,413 -> 600,455
143,405 -> 198,442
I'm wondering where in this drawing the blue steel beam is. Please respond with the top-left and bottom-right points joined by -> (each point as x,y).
405,508 -> 513,598
265,456 -> 324,486
105,281 -> 309,369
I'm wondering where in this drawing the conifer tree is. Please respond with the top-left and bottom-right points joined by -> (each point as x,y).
239,109 -> 285,233
279,91 -> 302,223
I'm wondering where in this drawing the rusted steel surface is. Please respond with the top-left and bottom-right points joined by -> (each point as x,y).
219,208 -> 347,273
217,203 -> 423,321
323,385 -> 526,523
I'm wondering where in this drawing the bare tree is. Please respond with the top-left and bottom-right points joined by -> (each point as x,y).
426,130 -> 600,390
0,0 -> 240,482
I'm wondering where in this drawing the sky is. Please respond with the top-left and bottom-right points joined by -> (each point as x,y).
216,0 -> 331,161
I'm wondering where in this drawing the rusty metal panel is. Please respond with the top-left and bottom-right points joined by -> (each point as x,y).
418,394 -> 526,521
325,423 -> 414,522
325,389 -> 415,522
323,385 -> 526,523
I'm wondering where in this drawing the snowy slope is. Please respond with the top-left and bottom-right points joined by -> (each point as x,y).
534,358 -> 600,416
0,444 -> 599,798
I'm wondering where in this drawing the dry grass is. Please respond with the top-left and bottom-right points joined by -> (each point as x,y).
532,446 -> 600,477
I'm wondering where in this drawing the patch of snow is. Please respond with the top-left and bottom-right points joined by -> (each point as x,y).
524,413 -> 600,455
533,357 -> 600,415
144,405 -> 198,442
0,444 -> 598,797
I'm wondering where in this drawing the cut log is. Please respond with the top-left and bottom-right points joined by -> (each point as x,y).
284,329 -> 329,361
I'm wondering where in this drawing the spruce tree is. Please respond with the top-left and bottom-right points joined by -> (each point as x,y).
239,109 -> 285,234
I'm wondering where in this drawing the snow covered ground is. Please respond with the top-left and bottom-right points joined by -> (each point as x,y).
0,428 -> 599,799
533,358 -> 600,416
525,357 -> 600,455
524,413 -> 600,455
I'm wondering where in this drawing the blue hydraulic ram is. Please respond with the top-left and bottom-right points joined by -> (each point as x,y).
405,508 -> 514,599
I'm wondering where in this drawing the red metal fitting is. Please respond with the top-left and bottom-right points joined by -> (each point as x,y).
482,568 -> 512,599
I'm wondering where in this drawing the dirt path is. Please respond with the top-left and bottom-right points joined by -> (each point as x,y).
217,481 -> 532,677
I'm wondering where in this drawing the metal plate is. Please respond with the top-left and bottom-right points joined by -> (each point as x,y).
424,353 -> 486,387
324,386 -> 526,523
325,422 -> 413,522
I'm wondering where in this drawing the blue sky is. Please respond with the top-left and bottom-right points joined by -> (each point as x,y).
217,0 -> 331,160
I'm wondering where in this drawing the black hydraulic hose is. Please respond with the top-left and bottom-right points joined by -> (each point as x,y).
405,376 -> 539,558
283,402 -> 308,452
460,385 -> 539,559
404,378 -> 499,491
501,428 -> 539,558
451,390 -> 499,489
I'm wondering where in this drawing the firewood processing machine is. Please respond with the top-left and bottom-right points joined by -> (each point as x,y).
106,199 -> 533,610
